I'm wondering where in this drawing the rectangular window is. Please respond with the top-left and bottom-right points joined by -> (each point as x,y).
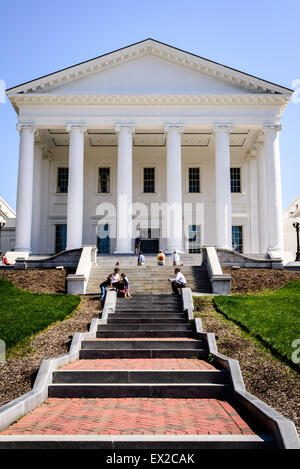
230,167 -> 241,193
143,167 -> 155,193
57,167 -> 68,193
189,167 -> 200,193
98,167 -> 110,193
232,225 -> 243,253
188,225 -> 201,253
55,225 -> 67,253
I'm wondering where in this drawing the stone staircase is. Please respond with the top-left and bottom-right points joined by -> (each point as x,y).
2,293 -> 290,448
31,294 -> 272,447
86,254 -> 212,294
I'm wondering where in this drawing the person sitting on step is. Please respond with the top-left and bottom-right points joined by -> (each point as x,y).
111,267 -> 122,290
157,250 -> 165,266
173,250 -> 180,266
121,272 -> 131,298
99,274 -> 112,303
168,268 -> 187,295
137,251 -> 145,266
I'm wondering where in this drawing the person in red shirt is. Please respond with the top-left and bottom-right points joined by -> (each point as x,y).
3,255 -> 10,265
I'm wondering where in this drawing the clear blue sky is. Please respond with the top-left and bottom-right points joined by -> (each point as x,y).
1,0 -> 299,210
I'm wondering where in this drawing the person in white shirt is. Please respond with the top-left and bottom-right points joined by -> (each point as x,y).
168,268 -> 187,295
173,251 -> 180,266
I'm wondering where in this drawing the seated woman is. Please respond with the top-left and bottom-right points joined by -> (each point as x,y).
111,267 -> 122,290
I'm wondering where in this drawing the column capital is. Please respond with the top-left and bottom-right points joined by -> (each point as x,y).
164,123 -> 184,133
115,123 -> 135,134
213,123 -> 233,134
246,149 -> 256,160
263,123 -> 282,133
66,123 -> 86,133
16,122 -> 36,133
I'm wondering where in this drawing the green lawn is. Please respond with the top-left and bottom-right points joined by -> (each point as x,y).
0,278 -> 80,351
213,280 -> 300,369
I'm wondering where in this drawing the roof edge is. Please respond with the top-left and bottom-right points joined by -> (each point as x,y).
6,38 -> 294,95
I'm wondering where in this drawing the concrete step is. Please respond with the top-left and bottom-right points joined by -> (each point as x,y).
108,312 -> 186,318
0,435 -> 275,449
79,349 -> 208,359
107,318 -> 187,324
96,330 -> 196,338
52,369 -> 227,384
48,383 -> 229,399
97,324 -> 192,330
114,307 -> 183,312
81,340 -> 205,350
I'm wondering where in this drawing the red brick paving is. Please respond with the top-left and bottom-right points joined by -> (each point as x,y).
1,398 -> 255,435
60,358 -> 216,371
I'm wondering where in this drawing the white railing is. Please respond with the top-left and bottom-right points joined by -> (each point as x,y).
66,245 -> 97,294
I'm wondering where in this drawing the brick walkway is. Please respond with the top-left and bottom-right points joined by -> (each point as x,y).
1,398 -> 255,435
60,358 -> 216,371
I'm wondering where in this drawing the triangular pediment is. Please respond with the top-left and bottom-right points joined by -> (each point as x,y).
7,39 -> 292,101
39,54 -> 264,96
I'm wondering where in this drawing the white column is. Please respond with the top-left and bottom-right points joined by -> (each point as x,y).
31,142 -> 43,254
247,153 -> 259,253
66,124 -> 86,250
165,124 -> 184,253
213,124 -> 232,250
255,138 -> 268,254
114,124 -> 134,254
263,123 -> 284,252
15,123 -> 36,252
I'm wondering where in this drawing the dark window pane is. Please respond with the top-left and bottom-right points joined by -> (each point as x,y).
57,167 -> 68,193
189,167 -> 200,193
98,167 -> 110,193
230,167 -> 241,193
232,225 -> 243,253
144,167 -> 155,193
55,225 -> 67,253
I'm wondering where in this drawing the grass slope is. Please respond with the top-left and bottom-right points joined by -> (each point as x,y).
214,280 -> 300,369
0,278 -> 80,350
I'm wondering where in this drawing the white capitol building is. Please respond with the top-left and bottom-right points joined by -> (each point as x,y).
5,39 -> 292,260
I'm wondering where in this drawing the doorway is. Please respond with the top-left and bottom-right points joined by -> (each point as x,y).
97,223 -> 110,254
140,228 -> 159,253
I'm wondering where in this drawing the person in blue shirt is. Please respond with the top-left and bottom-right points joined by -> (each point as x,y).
137,251 -> 145,266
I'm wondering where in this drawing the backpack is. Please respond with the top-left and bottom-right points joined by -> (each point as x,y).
117,290 -> 126,298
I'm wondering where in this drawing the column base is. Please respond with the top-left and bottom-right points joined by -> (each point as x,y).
165,248 -> 184,254
14,248 -> 31,254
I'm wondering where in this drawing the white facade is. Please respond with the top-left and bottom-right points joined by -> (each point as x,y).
283,195 -> 300,259
6,39 -> 292,256
0,196 -> 16,254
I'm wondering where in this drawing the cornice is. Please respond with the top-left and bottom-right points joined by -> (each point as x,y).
10,93 -> 290,108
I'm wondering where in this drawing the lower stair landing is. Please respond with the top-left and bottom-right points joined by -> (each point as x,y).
1,397 -> 263,440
